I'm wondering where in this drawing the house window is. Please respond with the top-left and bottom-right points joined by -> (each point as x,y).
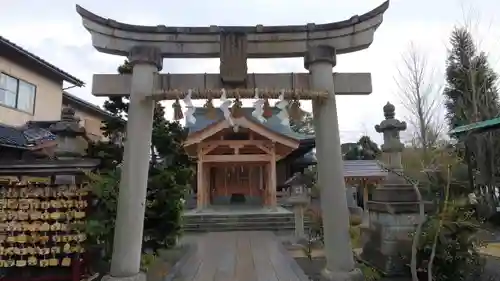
0,73 -> 36,114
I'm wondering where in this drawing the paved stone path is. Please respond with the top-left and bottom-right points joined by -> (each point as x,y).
173,231 -> 309,281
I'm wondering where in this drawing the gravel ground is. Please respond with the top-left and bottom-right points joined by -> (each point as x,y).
483,255 -> 500,281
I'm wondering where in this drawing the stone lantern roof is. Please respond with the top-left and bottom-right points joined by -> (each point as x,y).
49,107 -> 86,137
375,102 -> 407,168
284,172 -> 314,187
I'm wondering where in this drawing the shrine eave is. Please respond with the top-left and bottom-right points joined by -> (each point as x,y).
0,159 -> 100,175
75,1 -> 389,58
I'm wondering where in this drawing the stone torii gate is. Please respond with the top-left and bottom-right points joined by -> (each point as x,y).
76,2 -> 389,281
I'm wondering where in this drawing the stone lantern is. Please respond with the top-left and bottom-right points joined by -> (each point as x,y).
285,172 -> 311,240
49,107 -> 88,159
361,102 -> 433,277
49,107 -> 88,184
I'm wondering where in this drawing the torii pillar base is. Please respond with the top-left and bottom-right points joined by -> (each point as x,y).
102,273 -> 146,281
321,268 -> 364,281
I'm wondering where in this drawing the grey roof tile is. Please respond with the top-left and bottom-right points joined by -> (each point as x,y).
343,160 -> 387,178
294,150 -> 387,178
0,124 -> 56,149
186,107 -> 313,140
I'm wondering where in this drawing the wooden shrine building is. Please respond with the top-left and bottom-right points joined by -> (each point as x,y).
184,108 -> 387,209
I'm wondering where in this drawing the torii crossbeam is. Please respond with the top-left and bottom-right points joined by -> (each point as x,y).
76,1 -> 390,281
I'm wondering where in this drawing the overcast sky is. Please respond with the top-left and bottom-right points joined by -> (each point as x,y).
1,0 -> 499,144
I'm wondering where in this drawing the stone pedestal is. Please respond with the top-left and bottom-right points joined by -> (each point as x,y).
288,196 -> 309,240
285,172 -> 312,241
105,46 -> 162,280
362,183 -> 429,275
360,103 -> 432,277
306,45 -> 362,281
294,205 -> 305,238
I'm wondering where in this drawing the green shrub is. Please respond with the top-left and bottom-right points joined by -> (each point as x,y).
140,253 -> 158,272
409,203 -> 486,281
358,263 -> 381,281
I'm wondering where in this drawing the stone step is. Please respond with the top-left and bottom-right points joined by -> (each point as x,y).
183,216 -> 311,223
183,213 -> 295,219
183,220 -> 311,227
183,222 -> 312,228
183,223 -> 311,232
183,216 -> 312,232
181,207 -> 314,232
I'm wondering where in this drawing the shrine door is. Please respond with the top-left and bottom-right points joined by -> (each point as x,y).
212,165 -> 264,205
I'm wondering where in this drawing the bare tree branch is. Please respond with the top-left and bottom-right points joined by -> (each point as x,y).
395,42 -> 444,160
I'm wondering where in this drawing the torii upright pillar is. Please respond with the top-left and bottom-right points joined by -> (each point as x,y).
106,47 -> 162,281
306,46 -> 362,280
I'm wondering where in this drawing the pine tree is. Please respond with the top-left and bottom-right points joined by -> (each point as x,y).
343,135 -> 381,160
443,27 -> 499,129
442,27 -> 500,215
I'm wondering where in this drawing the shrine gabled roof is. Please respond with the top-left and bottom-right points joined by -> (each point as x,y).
343,160 -> 387,178
186,107 -> 314,141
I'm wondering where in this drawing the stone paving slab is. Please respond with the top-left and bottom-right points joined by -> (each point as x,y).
481,242 -> 500,257
172,231 -> 309,281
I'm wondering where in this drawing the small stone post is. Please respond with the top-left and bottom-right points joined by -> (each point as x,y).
104,46 -> 162,281
361,102 -> 431,277
305,45 -> 363,281
286,173 -> 310,241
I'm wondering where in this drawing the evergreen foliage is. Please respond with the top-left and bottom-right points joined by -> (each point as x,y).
412,204 -> 485,281
442,27 -> 500,216
443,27 -> 499,129
343,135 -> 381,160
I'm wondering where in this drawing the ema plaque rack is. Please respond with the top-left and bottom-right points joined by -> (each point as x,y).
0,176 -> 88,280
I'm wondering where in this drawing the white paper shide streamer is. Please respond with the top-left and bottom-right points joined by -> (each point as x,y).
219,89 -> 234,127
251,88 -> 266,123
275,89 -> 289,126
183,89 -> 196,124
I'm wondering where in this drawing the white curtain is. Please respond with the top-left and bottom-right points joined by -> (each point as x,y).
0,74 -> 18,108
17,81 -> 35,113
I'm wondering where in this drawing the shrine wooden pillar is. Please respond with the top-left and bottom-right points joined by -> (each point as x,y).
197,150 -> 205,209
203,164 -> 210,206
363,183 -> 369,210
268,143 -> 277,208
259,165 -> 266,205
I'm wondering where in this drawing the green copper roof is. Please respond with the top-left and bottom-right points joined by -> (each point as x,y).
449,117 -> 500,136
186,107 -> 314,140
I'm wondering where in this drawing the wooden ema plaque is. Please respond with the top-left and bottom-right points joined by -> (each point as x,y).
0,176 -> 88,280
